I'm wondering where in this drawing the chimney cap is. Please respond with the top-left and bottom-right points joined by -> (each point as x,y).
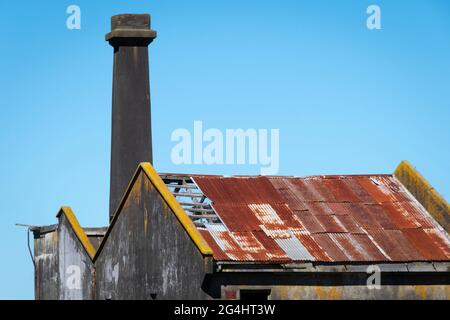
106,14 -> 157,45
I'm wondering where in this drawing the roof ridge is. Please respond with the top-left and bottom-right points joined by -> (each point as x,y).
56,207 -> 97,260
93,162 -> 213,261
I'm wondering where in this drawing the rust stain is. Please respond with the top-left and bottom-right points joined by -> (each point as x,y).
123,173 -> 143,211
315,287 -> 342,300
415,285 -> 427,300
144,206 -> 148,236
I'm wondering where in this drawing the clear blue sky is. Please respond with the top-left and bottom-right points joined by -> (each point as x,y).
0,0 -> 449,299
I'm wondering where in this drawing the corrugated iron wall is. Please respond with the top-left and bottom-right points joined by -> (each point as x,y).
222,284 -> 450,300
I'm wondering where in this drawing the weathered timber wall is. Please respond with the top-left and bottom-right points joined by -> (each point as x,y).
34,217 -> 97,300
57,215 -> 95,299
95,171 -> 211,300
34,229 -> 58,300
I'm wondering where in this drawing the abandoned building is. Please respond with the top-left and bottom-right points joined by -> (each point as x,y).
30,14 -> 450,300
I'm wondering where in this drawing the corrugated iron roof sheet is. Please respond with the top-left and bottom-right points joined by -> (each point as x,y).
191,175 -> 450,263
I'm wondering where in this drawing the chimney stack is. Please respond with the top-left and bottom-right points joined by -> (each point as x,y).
106,14 -> 157,220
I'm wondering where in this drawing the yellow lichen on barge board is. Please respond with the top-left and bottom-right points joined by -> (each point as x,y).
394,160 -> 449,232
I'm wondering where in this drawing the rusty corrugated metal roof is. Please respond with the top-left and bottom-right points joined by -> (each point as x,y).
192,175 -> 450,263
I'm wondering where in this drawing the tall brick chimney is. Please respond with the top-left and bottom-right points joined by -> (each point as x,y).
106,14 -> 157,220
